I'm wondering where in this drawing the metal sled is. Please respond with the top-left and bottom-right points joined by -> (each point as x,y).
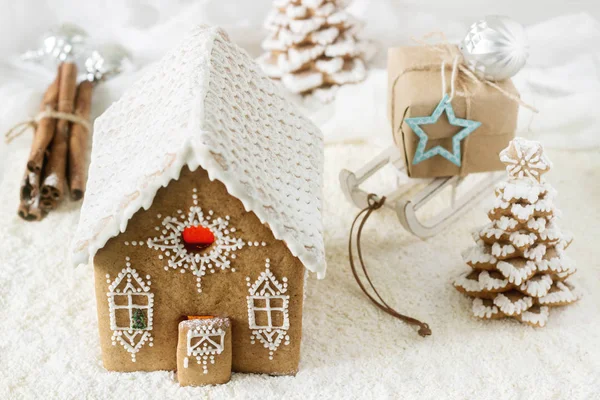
339,146 -> 504,238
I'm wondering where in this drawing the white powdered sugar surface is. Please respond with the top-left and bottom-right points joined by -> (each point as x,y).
0,143 -> 597,399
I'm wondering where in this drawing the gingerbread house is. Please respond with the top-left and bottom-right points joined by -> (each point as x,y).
71,26 -> 325,383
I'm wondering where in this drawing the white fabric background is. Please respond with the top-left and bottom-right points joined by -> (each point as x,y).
0,1 -> 599,399
1,1 -> 600,173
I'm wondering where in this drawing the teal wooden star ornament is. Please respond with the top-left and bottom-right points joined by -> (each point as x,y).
405,94 -> 481,167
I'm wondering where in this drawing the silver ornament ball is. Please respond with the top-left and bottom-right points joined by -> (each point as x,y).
22,23 -> 89,65
459,15 -> 528,81
84,43 -> 131,82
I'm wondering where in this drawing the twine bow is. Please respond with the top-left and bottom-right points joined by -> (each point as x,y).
348,194 -> 432,337
409,32 -> 538,113
4,106 -> 92,144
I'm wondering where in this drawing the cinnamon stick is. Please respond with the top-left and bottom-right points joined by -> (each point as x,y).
18,199 -> 43,221
39,159 -> 58,212
39,193 -> 57,212
68,80 -> 93,200
18,169 -> 43,221
40,62 -> 78,208
26,65 -> 62,174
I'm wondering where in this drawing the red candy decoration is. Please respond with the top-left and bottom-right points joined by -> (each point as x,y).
182,225 -> 215,250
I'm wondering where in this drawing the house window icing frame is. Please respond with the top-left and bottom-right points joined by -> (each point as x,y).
106,257 -> 154,362
246,259 -> 291,360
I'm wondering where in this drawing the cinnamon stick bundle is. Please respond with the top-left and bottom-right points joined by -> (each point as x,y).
68,80 -> 93,200
40,62 -> 78,208
17,66 -> 63,221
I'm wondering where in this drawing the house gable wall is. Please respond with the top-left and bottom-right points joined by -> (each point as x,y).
94,166 -> 304,375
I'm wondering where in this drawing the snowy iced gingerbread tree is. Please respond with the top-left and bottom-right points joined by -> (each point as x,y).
454,138 -> 579,327
258,0 -> 367,102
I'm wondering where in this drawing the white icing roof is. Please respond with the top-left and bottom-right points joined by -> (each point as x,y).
72,26 -> 326,278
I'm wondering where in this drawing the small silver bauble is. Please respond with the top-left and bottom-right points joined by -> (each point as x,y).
84,43 -> 131,82
22,23 -> 88,65
459,15 -> 528,81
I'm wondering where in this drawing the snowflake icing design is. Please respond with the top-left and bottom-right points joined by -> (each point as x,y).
145,188 -> 265,293
500,138 -> 552,182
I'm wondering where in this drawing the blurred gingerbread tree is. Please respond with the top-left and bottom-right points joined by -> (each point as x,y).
454,138 -> 579,327
258,0 -> 367,102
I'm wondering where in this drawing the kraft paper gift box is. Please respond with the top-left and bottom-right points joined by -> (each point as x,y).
388,44 -> 519,178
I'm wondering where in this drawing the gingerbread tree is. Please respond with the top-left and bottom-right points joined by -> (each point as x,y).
131,309 -> 147,330
258,0 -> 367,102
454,138 -> 579,327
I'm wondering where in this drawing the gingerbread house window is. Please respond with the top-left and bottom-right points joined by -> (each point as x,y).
111,293 -> 153,330
249,295 -> 289,330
